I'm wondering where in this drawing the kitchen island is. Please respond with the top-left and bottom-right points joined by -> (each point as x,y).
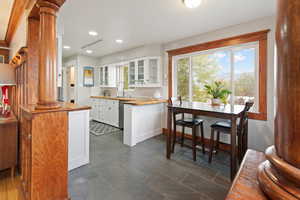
90,96 -> 167,147
123,100 -> 166,147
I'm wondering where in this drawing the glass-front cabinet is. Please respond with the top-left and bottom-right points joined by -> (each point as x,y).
99,65 -> 117,87
99,67 -> 104,85
147,57 -> 160,86
137,59 -> 145,85
129,61 -> 136,85
128,57 -> 161,87
104,66 -> 109,85
98,56 -> 161,88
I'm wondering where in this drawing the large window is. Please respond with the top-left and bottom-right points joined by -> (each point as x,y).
168,30 -> 269,120
175,43 -> 259,112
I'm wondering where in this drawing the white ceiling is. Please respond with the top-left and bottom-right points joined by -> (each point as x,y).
0,0 -> 14,40
59,0 -> 276,58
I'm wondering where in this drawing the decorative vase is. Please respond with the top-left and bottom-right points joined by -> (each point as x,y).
211,98 -> 221,106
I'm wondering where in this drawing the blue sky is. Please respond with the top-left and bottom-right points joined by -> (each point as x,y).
211,48 -> 255,76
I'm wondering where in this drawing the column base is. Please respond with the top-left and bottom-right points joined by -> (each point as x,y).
258,146 -> 300,200
35,101 -> 61,110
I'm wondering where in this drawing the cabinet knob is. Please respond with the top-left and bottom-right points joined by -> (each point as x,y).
28,135 -> 32,140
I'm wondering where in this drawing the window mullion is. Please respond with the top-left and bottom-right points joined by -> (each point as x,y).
230,50 -> 235,106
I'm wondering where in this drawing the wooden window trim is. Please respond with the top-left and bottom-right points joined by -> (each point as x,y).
167,30 -> 270,121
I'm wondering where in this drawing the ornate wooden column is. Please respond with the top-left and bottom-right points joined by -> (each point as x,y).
258,0 -> 300,199
35,0 -> 62,110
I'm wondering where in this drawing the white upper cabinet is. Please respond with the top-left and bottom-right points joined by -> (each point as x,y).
145,57 -> 161,87
129,61 -> 136,86
128,57 -> 161,87
137,59 -> 145,85
98,56 -> 161,88
99,65 -> 117,87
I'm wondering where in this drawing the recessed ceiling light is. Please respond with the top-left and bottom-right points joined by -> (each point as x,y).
116,39 -> 123,44
89,31 -> 98,36
183,0 -> 202,8
86,50 -> 93,54
63,45 -> 71,49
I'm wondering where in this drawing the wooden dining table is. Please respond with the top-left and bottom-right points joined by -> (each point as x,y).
166,101 -> 246,180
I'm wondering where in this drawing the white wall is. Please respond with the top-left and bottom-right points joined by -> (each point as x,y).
95,44 -> 164,98
63,55 -> 99,106
98,44 -> 163,65
162,16 -> 276,151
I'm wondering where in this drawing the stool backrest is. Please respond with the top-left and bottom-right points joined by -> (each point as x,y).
238,101 -> 254,134
168,96 -> 182,105
168,96 -> 184,120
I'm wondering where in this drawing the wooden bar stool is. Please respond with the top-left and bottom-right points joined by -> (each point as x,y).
208,102 -> 254,164
169,97 -> 205,161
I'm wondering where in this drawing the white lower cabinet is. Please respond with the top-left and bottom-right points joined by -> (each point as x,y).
68,110 -> 90,171
90,98 -> 119,127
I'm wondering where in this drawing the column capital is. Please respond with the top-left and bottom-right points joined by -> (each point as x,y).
36,0 -> 65,11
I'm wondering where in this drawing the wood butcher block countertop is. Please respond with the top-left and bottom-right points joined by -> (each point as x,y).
225,150 -> 267,200
90,96 -> 167,106
21,102 -> 91,115
124,99 -> 167,106
90,96 -> 135,101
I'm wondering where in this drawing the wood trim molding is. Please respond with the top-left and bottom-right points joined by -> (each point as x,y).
0,49 -> 10,64
162,128 -> 231,152
9,47 -> 28,68
0,40 -> 8,47
167,30 -> 270,56
4,0 -> 65,46
167,30 -> 270,121
5,0 -> 31,45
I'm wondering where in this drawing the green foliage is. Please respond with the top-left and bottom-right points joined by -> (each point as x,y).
177,53 -> 254,105
234,73 -> 255,97
204,81 -> 232,104
191,55 -> 220,102
177,58 -> 190,101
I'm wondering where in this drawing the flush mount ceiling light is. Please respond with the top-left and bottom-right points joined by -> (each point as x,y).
86,50 -> 93,54
88,31 -> 98,36
63,45 -> 71,49
115,39 -> 123,44
183,0 -> 202,8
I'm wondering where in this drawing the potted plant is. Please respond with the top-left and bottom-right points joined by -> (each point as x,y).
204,81 -> 231,106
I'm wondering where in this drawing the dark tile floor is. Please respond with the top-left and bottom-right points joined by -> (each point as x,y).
69,132 -> 231,200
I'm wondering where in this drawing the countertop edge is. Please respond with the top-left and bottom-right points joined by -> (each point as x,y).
21,103 -> 91,115
90,96 -> 167,106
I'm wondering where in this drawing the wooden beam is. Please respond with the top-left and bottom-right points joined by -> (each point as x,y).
5,0 -> 31,45
167,30 -> 270,56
